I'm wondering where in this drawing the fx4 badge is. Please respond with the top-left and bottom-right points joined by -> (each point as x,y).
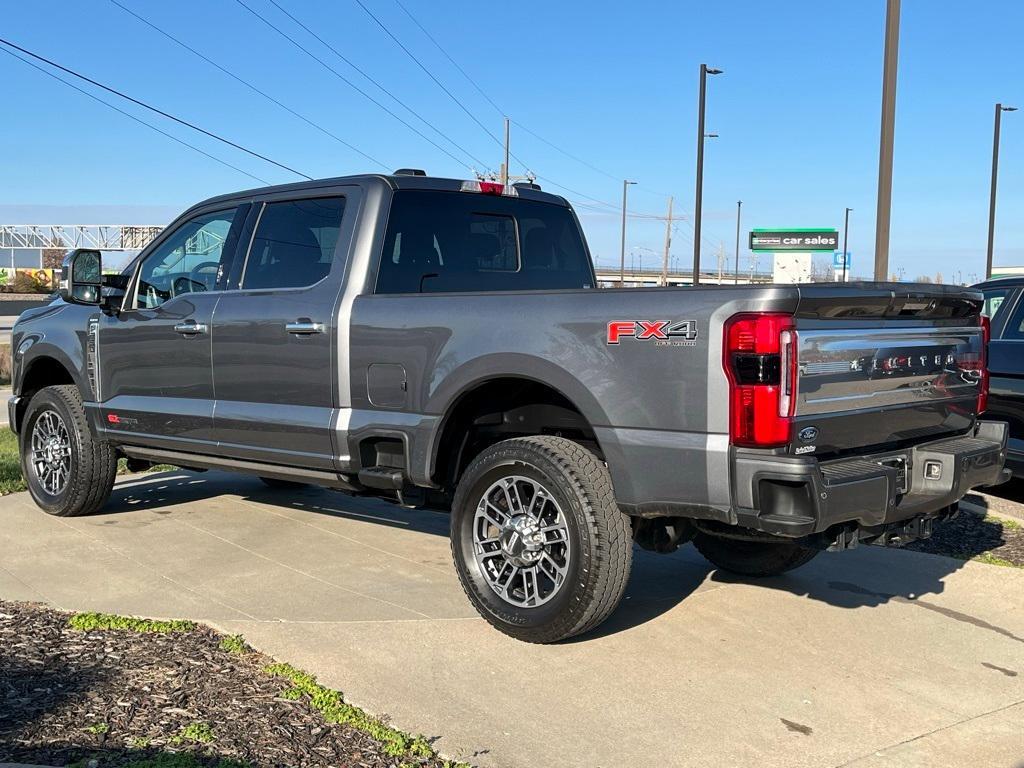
607,320 -> 699,347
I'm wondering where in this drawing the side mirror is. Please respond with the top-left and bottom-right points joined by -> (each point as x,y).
59,249 -> 102,305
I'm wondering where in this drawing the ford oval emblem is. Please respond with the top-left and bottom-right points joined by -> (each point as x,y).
799,426 -> 819,443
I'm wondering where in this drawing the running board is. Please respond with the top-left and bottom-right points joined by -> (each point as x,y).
357,466 -> 405,490
120,446 -> 359,491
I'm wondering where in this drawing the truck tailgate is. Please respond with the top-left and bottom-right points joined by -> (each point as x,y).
792,285 -> 985,457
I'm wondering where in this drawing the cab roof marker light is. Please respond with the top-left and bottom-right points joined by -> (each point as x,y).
460,180 -> 518,196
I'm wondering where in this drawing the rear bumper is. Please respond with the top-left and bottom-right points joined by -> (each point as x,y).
732,420 -> 1009,539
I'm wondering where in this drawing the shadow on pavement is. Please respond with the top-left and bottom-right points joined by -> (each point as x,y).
977,476 -> 1024,505
101,469 -> 450,537
95,470 -> 1012,640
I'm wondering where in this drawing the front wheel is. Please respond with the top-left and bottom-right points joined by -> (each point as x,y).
693,532 -> 818,577
450,436 -> 632,643
20,385 -> 117,517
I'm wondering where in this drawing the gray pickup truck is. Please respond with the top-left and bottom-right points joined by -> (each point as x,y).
9,172 -> 1009,642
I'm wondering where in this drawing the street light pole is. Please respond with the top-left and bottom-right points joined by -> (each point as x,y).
693,63 -> 722,286
842,207 -> 852,282
734,200 -> 742,284
619,179 -> 636,286
874,0 -> 901,281
987,103 -> 1017,279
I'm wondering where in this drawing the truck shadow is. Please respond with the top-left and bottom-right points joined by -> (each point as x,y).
103,470 -> 1011,641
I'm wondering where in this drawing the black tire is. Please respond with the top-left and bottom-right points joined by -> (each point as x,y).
693,532 -> 819,577
20,384 -> 116,517
450,436 -> 632,643
259,477 -> 307,490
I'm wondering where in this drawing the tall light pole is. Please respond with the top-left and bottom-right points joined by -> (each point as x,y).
693,63 -> 722,286
842,207 -> 852,282
734,200 -> 742,284
619,179 -> 636,285
874,0 -> 901,281
986,103 -> 1017,279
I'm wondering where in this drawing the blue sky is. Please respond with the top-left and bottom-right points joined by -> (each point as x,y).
2,0 -> 1022,281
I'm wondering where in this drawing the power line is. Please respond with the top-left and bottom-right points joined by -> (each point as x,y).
108,0 -> 389,171
383,0 -> 683,212
0,45 -> 270,185
0,36 -> 310,180
350,0 -> 510,158
391,0 -> 504,116
232,0 -> 479,172
261,0 -> 487,169
513,120 -> 625,185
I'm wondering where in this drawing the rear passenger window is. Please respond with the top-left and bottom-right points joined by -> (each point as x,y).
377,190 -> 593,293
242,197 -> 345,290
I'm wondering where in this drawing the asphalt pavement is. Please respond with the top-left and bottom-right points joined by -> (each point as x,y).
2,470 -> 1022,767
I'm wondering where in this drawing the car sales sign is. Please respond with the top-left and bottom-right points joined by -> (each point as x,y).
749,229 -> 839,252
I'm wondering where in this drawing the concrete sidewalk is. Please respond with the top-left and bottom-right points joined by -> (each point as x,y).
2,470 -> 1022,767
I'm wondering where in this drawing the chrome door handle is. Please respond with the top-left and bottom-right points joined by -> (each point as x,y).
174,321 -> 207,335
286,321 -> 325,335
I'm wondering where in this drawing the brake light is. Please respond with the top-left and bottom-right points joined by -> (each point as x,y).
460,180 -> 518,196
978,314 -> 990,414
724,313 -> 797,447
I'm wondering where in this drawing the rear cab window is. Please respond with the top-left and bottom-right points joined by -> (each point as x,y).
375,190 -> 594,293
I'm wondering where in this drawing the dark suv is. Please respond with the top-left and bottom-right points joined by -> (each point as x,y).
977,277 -> 1024,476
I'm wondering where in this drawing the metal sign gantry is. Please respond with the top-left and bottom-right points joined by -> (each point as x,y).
0,224 -> 165,251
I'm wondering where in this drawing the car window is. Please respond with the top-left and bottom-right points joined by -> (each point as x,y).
982,288 -> 1013,325
995,289 -> 1024,340
135,208 -> 237,309
242,197 -> 346,290
376,190 -> 593,293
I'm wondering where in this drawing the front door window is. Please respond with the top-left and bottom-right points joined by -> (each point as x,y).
135,208 -> 237,309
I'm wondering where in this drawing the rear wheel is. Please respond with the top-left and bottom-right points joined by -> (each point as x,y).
450,436 -> 632,643
693,532 -> 818,577
20,384 -> 116,517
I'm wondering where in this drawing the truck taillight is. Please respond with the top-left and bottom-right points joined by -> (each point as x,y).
978,314 -> 990,414
724,313 -> 797,448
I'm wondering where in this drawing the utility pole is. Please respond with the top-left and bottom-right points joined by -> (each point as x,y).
734,200 -> 742,284
619,180 -> 636,286
500,117 -> 510,186
717,241 -> 725,282
987,103 -> 1017,279
661,196 -> 674,286
693,63 -> 722,286
842,207 -> 852,282
874,0 -> 901,280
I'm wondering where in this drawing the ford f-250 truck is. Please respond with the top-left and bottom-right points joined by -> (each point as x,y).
9,172 -> 1009,642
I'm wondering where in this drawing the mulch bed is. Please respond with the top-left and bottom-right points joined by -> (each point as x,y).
0,601 -> 452,768
905,506 -> 1024,567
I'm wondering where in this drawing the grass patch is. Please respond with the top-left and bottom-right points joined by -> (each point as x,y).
972,551 -> 1022,568
83,722 -> 109,735
988,513 -> 1022,531
264,662 -> 441,761
0,429 -> 25,495
68,612 -> 195,633
218,634 -> 248,654
169,721 -> 216,745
